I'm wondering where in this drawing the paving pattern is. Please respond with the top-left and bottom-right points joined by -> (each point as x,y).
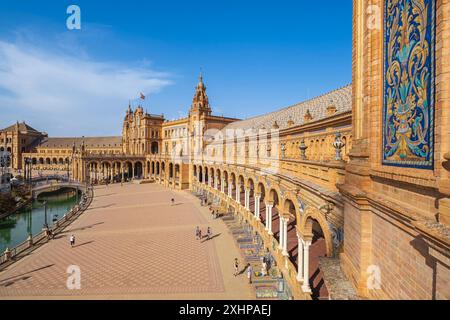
0,183 -> 252,299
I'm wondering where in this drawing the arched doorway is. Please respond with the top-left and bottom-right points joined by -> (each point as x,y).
238,175 -> 245,205
175,164 -> 180,182
269,189 -> 280,239
283,199 -> 298,269
223,171 -> 229,194
257,183 -> 266,224
231,173 -> 237,198
304,218 -> 329,300
169,163 -> 174,179
134,162 -> 143,179
248,178 -> 255,213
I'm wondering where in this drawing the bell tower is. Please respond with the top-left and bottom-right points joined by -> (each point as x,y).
189,73 -> 212,117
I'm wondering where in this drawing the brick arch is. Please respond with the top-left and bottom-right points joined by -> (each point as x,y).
230,172 -> 236,183
267,186 -> 281,205
300,207 -> 333,257
300,207 -> 332,299
222,170 -> 229,182
247,177 -> 255,190
235,173 -> 242,185
282,193 -> 302,227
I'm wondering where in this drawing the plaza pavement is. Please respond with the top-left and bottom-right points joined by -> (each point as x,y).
0,182 -> 254,299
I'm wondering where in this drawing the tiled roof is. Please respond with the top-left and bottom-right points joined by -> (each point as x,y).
0,122 -> 41,134
225,85 -> 352,130
38,137 -> 123,148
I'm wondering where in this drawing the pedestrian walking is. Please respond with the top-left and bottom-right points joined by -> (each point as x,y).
234,258 -> 239,277
195,226 -> 200,240
247,264 -> 253,284
171,198 -> 175,206
70,234 -> 75,247
207,227 -> 212,240
198,229 -> 202,240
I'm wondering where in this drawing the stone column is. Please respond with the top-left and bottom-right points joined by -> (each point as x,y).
144,162 -> 148,179
228,181 -> 233,198
244,188 -> 250,210
279,217 -> 284,249
221,179 -> 225,193
301,240 -> 312,293
121,164 -> 124,182
296,232 -> 304,282
282,217 -> 289,256
203,170 -> 207,185
214,177 -> 218,190
254,194 -> 261,220
265,202 -> 273,235
236,184 -> 241,203
132,163 -> 135,179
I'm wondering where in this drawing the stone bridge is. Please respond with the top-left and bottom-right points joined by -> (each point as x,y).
32,181 -> 86,199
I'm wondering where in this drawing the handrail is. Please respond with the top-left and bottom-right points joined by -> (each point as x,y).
0,184 -> 94,266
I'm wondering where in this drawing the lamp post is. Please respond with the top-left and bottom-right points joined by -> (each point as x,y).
43,200 -> 48,228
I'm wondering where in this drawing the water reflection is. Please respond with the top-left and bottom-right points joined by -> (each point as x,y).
0,188 -> 79,253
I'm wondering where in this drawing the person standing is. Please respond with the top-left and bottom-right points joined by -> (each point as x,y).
195,226 -> 200,240
261,258 -> 267,277
207,227 -> 212,240
70,234 -> 75,248
171,198 -> 175,206
234,258 -> 239,277
247,264 -> 253,284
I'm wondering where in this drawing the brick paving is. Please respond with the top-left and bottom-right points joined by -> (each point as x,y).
0,183 -> 253,299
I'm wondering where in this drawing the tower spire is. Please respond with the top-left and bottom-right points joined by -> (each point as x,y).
190,72 -> 211,116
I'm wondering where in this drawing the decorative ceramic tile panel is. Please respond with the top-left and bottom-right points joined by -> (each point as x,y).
383,0 -> 436,169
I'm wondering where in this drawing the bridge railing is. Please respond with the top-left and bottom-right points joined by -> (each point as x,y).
0,184 -> 94,266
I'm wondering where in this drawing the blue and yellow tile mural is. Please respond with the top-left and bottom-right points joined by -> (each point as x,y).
383,0 -> 436,169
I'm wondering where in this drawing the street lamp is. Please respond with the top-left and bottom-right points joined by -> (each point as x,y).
43,200 -> 48,228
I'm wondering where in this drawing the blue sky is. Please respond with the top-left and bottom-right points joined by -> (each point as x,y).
0,0 -> 352,136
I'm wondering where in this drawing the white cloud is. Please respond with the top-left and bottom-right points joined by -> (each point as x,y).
0,40 -> 172,136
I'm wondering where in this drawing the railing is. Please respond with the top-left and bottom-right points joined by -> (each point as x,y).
0,185 -> 94,266
193,180 -> 306,299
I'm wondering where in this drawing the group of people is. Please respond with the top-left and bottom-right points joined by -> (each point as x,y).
44,226 -> 55,240
209,207 -> 219,219
195,226 -> 213,241
233,256 -> 270,285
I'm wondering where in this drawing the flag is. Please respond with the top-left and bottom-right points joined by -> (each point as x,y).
140,92 -> 146,100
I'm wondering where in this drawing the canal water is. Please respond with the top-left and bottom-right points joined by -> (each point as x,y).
0,188 -> 79,253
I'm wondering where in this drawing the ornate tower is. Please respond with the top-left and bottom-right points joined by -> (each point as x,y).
189,73 -> 212,117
